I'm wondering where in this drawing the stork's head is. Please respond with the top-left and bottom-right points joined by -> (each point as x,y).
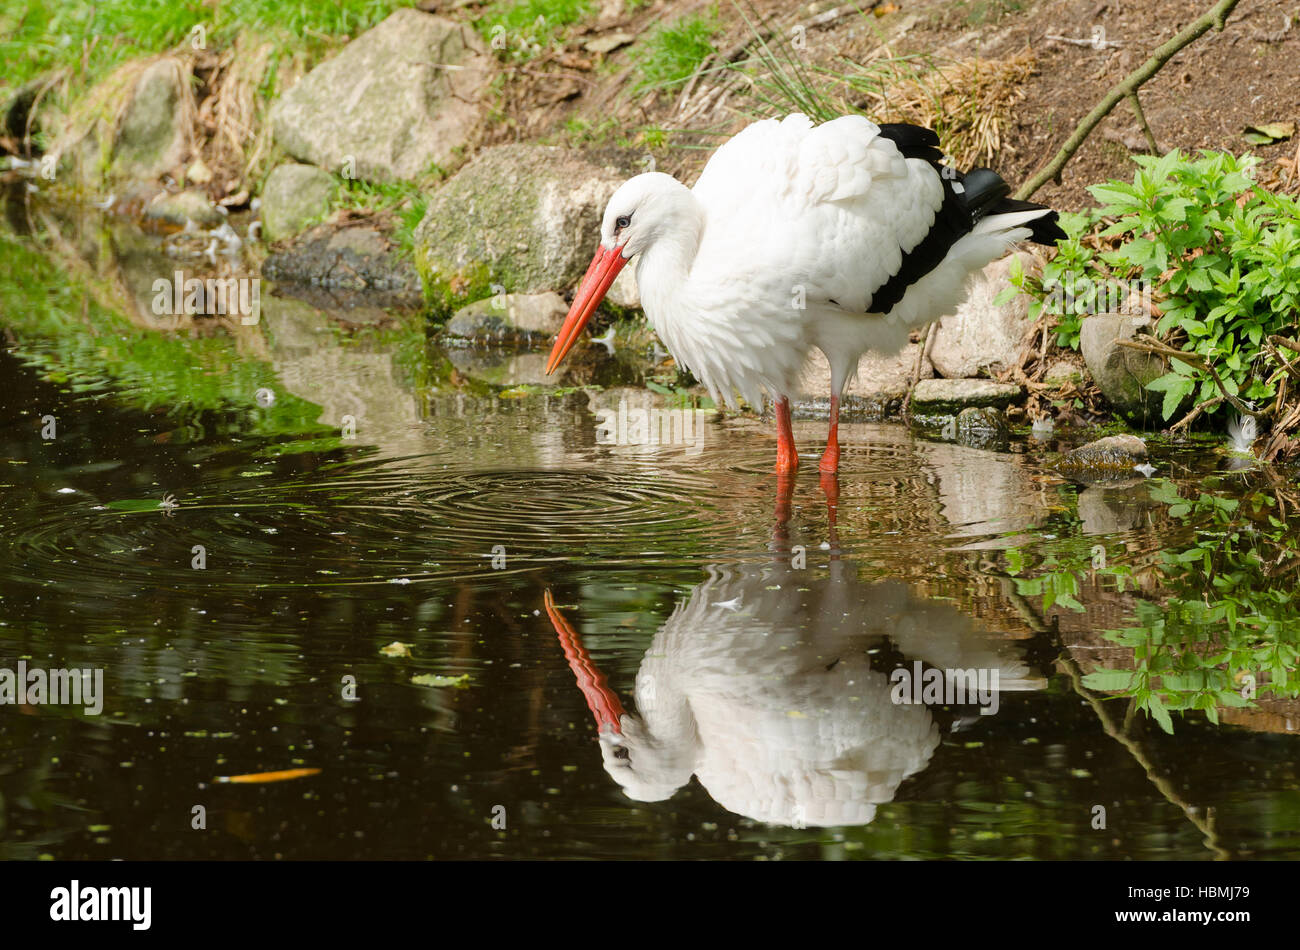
597,714 -> 696,803
545,172 -> 694,374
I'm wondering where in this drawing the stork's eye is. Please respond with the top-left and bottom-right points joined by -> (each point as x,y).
612,746 -> 630,760
615,214 -> 632,230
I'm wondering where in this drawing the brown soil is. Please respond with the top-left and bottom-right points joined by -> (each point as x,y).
482,0 -> 1300,212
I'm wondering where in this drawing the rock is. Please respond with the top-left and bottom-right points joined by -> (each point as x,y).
262,218 -> 422,301
111,58 -> 192,181
442,292 -> 569,345
270,11 -> 491,182
261,163 -> 336,242
911,378 -> 1022,413
1056,434 -> 1150,483
1079,313 -> 1170,426
607,265 -> 640,310
413,144 -> 637,315
583,32 -> 635,54
142,190 -> 223,230
956,407 -> 1009,450
929,251 -> 1035,379
796,344 -> 932,421
1043,359 -> 1087,388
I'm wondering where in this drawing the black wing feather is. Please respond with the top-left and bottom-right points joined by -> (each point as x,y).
868,123 -> 1063,314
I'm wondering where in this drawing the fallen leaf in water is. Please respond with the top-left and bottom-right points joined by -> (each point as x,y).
411,673 -> 471,689
215,768 -> 321,784
1244,121 -> 1295,145
380,641 -> 414,657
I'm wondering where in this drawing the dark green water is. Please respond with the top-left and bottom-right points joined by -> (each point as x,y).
1,194 -> 1298,860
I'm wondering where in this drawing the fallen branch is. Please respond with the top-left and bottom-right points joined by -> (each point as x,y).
1016,0 -> 1242,199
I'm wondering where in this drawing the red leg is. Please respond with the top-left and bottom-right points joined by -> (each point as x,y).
775,396 -> 799,475
819,393 -> 841,474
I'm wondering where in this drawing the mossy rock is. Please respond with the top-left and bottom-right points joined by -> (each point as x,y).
413,143 -> 638,320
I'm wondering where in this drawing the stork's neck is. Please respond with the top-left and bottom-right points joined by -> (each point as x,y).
634,188 -> 706,322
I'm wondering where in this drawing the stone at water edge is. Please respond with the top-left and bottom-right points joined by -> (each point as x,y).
413,144 -> 640,316
270,10 -> 491,183
442,293 -> 570,346
795,344 -> 932,421
911,378 -> 1022,413
955,407 -> 1010,450
261,164 -> 336,242
110,57 -> 192,182
1056,434 -> 1151,482
1079,313 -> 1173,425
928,251 -> 1037,380
262,219 -> 421,299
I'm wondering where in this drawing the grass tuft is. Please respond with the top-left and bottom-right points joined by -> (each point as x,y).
632,11 -> 721,95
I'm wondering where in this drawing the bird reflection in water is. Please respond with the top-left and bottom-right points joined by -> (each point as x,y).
545,475 -> 1046,828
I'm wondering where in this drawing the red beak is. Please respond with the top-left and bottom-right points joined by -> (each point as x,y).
544,590 -> 625,736
544,243 -> 629,375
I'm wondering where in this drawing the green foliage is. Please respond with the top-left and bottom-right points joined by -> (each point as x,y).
330,170 -> 438,258
1006,150 -> 1300,422
0,0 -> 405,89
632,11 -> 721,93
998,210 -> 1097,350
476,0 -> 593,60
1094,151 -> 1300,421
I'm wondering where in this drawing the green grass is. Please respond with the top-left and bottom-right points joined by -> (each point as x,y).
330,165 -> 444,257
476,0 -> 593,59
632,11 -> 721,94
1,0 -> 405,91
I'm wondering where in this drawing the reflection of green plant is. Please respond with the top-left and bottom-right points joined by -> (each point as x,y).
1004,530 -> 1132,614
1087,479 -> 1300,733
0,232 -> 327,438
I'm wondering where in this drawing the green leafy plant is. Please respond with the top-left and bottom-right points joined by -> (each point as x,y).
1006,151 -> 1300,423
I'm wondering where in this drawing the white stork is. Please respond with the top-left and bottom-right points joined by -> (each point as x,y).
544,564 -> 1043,826
544,113 -> 1065,474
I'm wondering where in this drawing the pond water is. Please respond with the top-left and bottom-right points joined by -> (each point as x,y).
1,192 -> 1298,861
